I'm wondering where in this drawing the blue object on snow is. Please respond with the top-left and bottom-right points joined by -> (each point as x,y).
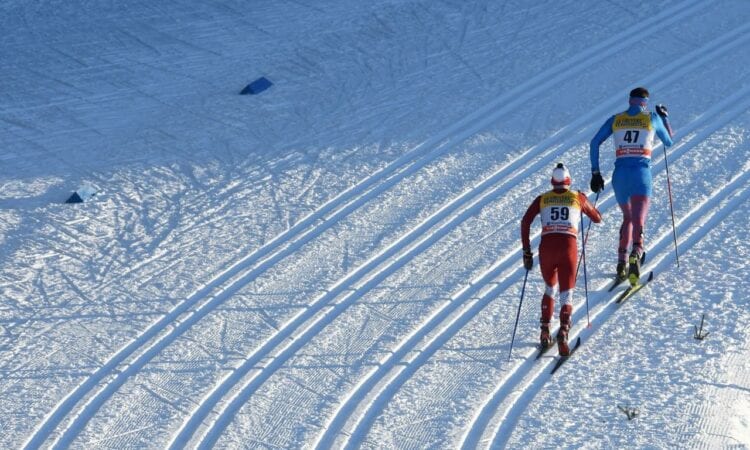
240,77 -> 273,95
66,192 -> 83,203
65,184 -> 97,203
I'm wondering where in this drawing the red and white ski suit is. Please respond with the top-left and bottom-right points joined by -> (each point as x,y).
521,189 -> 602,325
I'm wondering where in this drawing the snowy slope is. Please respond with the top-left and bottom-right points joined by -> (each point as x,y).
1,0 -> 749,448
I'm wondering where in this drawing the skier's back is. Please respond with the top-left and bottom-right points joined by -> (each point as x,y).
589,87 -> 674,285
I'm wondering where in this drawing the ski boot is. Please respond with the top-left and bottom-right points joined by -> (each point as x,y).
616,261 -> 627,283
540,322 -> 553,349
557,324 -> 570,356
557,304 -> 572,356
628,251 -> 641,286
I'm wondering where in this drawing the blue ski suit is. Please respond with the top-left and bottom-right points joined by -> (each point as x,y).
590,101 -> 673,262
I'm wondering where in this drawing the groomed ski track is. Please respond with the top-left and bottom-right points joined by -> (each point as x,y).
16,1 -> 750,448
23,1 -> 708,448
318,43 -> 750,449
314,22 -> 750,450
17,2 -> 654,446
167,4 -> 728,447
462,89 -> 750,449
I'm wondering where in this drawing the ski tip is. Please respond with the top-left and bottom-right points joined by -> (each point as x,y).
647,271 -> 654,282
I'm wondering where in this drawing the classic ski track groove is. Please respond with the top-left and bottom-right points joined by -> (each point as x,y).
313,24 -> 750,450
175,7 -> 719,449
486,151 -> 750,450
21,1 -> 707,448
21,11 -> 632,449
465,92 -> 750,449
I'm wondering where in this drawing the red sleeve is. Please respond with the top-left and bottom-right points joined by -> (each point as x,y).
578,191 -> 602,223
520,196 -> 541,250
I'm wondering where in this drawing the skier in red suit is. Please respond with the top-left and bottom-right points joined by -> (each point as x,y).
521,163 -> 602,355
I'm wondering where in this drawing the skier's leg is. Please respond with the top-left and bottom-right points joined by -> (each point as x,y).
538,239 -> 559,318
627,168 -> 652,285
618,200 -> 633,263
556,296 -> 571,356
557,240 -> 577,323
630,195 -> 650,257
539,290 -> 555,347
541,290 -> 555,324
556,240 -> 576,355
612,167 -> 633,265
538,240 -> 557,347
629,166 -> 652,258
554,235 -> 578,355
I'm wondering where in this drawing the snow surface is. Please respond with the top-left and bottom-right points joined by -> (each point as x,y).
1,0 -> 749,448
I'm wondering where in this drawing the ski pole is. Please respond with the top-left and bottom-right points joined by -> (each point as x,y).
575,192 -> 600,281
507,269 -> 529,362
663,145 -> 680,267
581,207 -> 592,328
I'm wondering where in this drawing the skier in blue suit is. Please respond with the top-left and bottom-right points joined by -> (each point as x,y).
589,87 -> 674,285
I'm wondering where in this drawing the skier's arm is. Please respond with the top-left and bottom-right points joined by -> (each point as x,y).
578,191 -> 602,223
655,104 -> 674,139
590,116 -> 615,173
652,112 -> 674,146
520,197 -> 541,251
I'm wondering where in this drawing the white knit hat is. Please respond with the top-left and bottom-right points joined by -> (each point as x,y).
551,163 -> 571,188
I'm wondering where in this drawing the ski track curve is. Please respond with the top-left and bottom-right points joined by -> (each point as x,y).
178,1 -> 732,443
22,12 -> 619,450
311,21 -> 750,450
173,5 -> 720,446
463,87 -> 750,450
20,1 -> 708,448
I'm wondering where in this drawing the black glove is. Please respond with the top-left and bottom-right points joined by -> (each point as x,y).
523,248 -> 533,270
655,104 -> 668,118
590,171 -> 604,193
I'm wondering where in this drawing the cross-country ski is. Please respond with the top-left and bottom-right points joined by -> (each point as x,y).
616,271 -> 655,304
550,337 -> 583,375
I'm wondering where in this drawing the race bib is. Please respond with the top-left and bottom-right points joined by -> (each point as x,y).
612,112 -> 656,159
539,191 -> 582,237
